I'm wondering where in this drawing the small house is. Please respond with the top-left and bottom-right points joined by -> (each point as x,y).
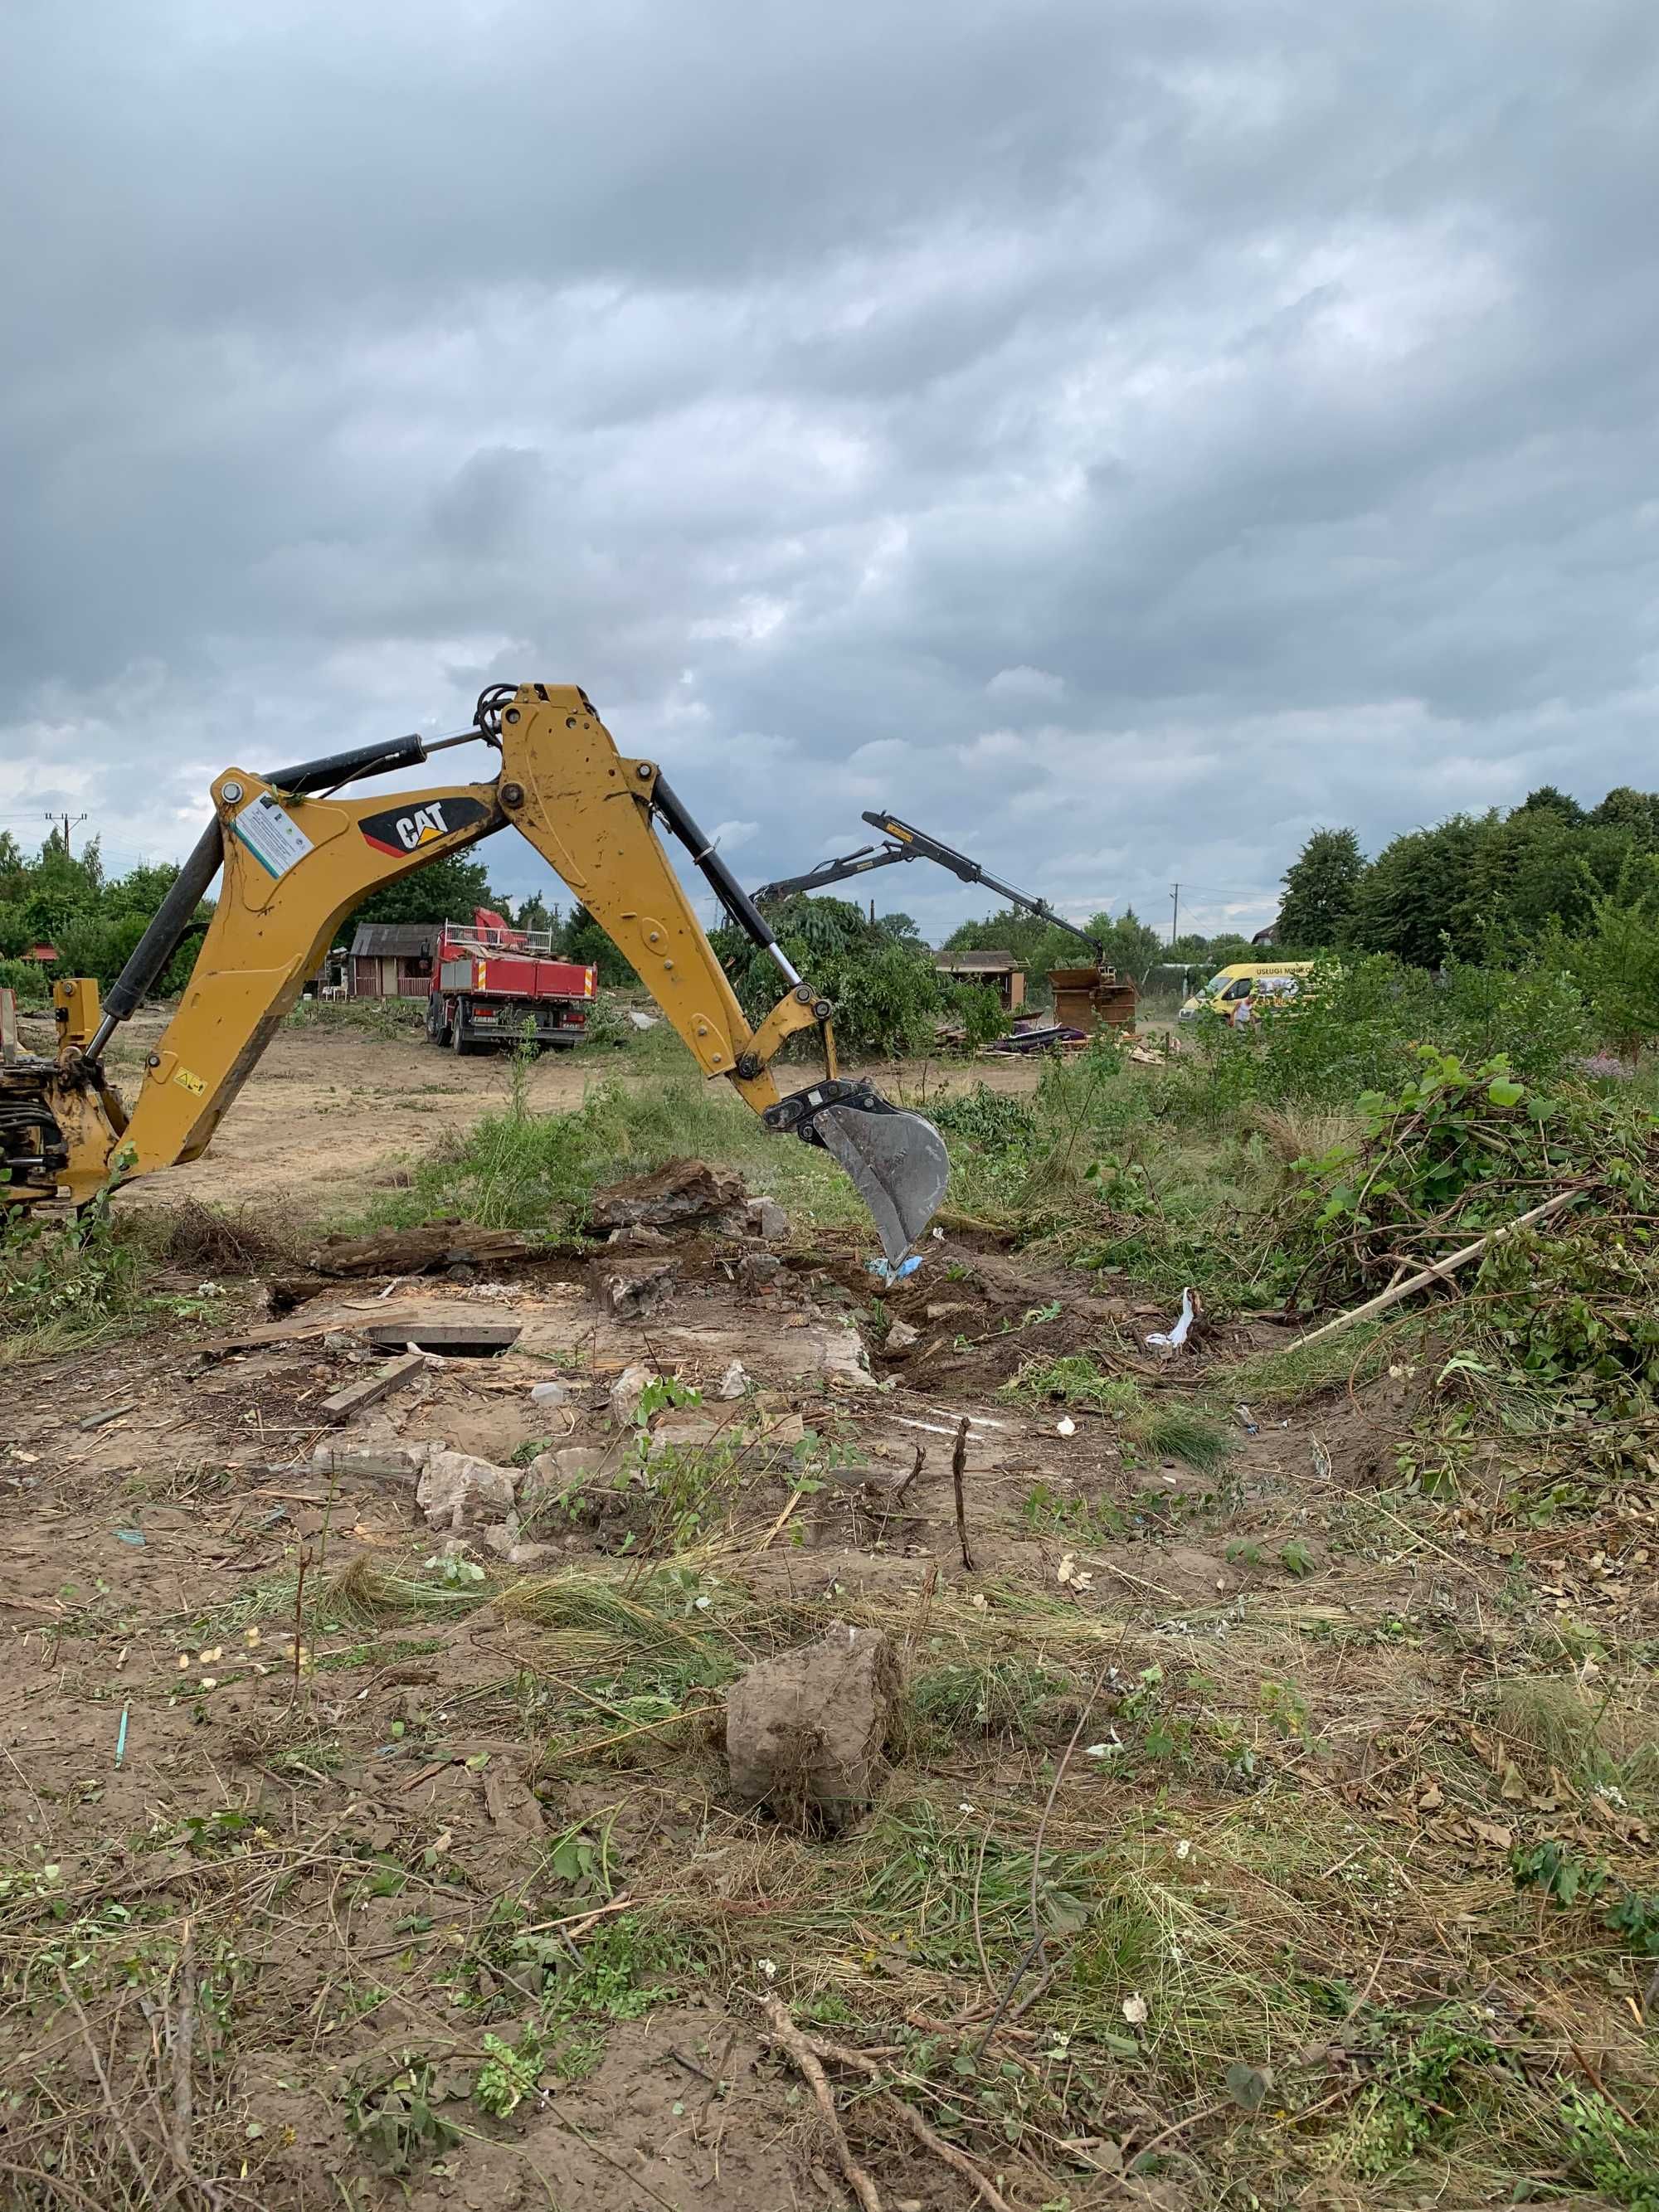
348,922 -> 436,999
933,948 -> 1026,1012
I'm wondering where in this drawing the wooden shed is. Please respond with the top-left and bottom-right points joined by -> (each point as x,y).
348,922 -> 436,999
933,949 -> 1026,1012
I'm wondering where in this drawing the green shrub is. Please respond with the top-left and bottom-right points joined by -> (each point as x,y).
0,958 -> 48,1009
717,893 -> 1000,1057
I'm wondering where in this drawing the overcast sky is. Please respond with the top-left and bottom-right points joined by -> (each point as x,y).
4,2 -> 1657,942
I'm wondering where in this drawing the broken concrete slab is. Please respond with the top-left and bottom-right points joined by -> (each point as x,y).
520,1442 -> 623,1502
725,1622 -> 900,1830
586,1158 -> 746,1235
609,1364 -> 656,1425
884,1317 -> 920,1353
606,1223 -> 669,1250
365,1319 -> 521,1356
416,1449 -> 519,1534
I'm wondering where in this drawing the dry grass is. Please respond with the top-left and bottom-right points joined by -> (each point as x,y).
134,1197 -> 302,1276
1249,1101 -> 1363,1168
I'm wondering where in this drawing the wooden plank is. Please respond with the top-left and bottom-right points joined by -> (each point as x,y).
308,1451 -> 424,1482
319,1352 -> 426,1426
364,1320 -> 520,1354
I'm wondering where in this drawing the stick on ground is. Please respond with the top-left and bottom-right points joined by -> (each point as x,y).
951,1417 -> 975,1572
761,1995 -> 884,2212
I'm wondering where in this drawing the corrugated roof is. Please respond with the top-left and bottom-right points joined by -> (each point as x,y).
933,949 -> 1019,972
350,923 -> 435,957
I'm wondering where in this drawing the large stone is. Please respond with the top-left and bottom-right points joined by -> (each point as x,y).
745,1194 -> 791,1242
587,1158 -> 747,1234
725,1623 -> 900,1830
737,1250 -> 783,1296
416,1449 -> 518,1534
521,1442 -> 622,1503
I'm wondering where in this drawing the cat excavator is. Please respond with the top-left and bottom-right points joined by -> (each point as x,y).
0,684 -> 948,1266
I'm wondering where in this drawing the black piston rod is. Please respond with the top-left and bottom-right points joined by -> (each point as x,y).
84,726 -> 485,1059
649,775 -> 803,988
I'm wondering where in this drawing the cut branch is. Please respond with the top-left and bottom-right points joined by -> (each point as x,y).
1293,1187 -> 1584,1351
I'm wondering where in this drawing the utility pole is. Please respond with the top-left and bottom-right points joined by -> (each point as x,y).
1169,882 -> 1180,947
46,810 -> 88,856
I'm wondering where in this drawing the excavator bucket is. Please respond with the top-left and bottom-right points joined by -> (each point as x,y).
816,1104 -> 950,1266
765,1078 -> 950,1266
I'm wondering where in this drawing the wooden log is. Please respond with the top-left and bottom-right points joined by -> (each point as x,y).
304,1224 -> 531,1278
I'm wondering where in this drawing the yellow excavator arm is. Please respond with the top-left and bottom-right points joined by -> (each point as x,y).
1,685 -> 947,1263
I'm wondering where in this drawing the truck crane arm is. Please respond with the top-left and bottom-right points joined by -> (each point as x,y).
1,684 -> 948,1265
751,840 -> 918,904
751,809 -> 1102,965
859,813 -> 1103,964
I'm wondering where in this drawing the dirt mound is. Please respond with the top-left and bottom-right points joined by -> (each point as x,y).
865,1241 -> 1134,1393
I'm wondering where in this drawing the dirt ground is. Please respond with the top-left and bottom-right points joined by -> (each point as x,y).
0,1222 -> 1415,2212
4,1020 -> 1654,2210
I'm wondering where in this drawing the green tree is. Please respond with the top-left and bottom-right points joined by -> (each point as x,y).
873,910 -> 925,946
334,851 -> 495,946
1563,876 -> 1659,1056
717,892 -> 999,1055
513,892 -> 561,940
1278,826 -> 1366,950
1514,783 -> 1586,826
1453,812 -> 1637,958
1588,786 -> 1659,848
1092,907 -> 1163,984
1349,816 -> 1486,967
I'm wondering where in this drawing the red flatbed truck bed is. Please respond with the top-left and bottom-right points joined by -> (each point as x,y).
424,909 -> 598,1053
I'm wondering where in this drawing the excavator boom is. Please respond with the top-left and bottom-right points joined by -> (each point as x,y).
0,686 -> 948,1264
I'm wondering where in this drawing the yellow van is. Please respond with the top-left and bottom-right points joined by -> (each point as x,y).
1178,961 -> 1316,1022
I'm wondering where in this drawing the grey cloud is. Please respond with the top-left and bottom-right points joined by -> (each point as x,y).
3,2 -> 1657,943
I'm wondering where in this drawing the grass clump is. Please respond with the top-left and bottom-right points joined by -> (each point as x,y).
907,1656 -> 1074,1746
348,1067 -> 864,1237
1005,1358 -> 1233,1474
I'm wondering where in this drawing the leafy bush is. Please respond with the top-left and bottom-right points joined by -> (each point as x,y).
717,893 -> 1001,1057
928,1083 -> 1039,1150
0,957 -> 48,1009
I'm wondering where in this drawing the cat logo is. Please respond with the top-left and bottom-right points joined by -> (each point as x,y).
360,795 -> 491,858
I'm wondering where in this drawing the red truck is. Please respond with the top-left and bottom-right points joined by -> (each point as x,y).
424,909 -> 598,1054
